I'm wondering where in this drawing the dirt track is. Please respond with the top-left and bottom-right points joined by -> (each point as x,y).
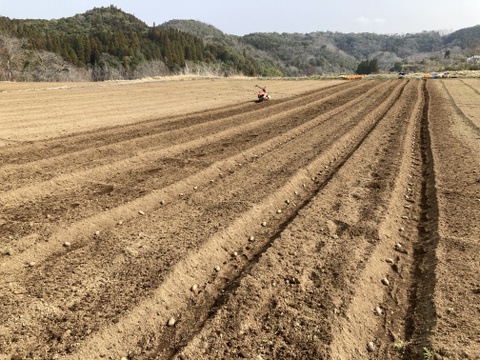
0,78 -> 478,360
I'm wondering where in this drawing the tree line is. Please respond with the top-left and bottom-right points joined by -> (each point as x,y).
0,6 -> 263,81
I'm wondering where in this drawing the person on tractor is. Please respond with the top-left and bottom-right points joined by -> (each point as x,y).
257,86 -> 269,101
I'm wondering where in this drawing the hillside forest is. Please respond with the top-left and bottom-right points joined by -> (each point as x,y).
0,5 -> 479,81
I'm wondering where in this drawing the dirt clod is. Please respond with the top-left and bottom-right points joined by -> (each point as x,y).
366,341 -> 376,352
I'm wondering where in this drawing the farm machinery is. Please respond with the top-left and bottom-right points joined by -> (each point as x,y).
255,85 -> 270,102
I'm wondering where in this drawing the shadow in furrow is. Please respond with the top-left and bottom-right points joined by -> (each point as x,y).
404,80 -> 440,359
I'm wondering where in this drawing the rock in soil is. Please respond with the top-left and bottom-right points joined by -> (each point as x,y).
366,341 -> 376,352
167,317 -> 176,327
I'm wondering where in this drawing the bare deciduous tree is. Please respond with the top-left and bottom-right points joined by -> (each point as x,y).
28,50 -> 69,81
0,33 -> 26,81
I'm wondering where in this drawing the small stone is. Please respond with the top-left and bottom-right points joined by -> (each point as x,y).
117,220 -> 124,225
138,210 -> 145,215
63,242 -> 71,247
399,227 -> 405,232
248,236 -> 255,242
276,209 -> 282,214
191,284 -> 199,293
285,199 -> 290,205
394,243 -> 402,250
381,278 -> 390,286
28,262 -> 36,267
123,247 -> 139,257
366,341 -> 376,352
167,317 -> 176,327
386,258 -> 394,264
374,307 -> 383,315
94,231 -> 100,236
193,186 -> 198,190
160,200 -> 165,205
214,266 -> 221,272
233,251 -> 238,257
261,221 -> 267,227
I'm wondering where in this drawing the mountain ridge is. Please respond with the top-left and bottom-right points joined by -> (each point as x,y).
0,6 -> 479,81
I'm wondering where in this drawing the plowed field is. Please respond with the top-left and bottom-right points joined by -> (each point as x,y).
0,78 -> 478,360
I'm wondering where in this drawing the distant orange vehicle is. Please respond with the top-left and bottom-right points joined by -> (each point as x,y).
342,75 -> 364,80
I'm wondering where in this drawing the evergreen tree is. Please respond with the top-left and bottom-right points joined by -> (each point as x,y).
356,58 -> 379,74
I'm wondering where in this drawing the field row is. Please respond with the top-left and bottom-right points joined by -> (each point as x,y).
0,78 -> 478,359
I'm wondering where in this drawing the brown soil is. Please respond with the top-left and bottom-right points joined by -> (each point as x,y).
0,78 -> 478,360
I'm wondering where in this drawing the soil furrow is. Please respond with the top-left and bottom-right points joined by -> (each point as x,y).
325,80 -> 425,360
2,78 -> 476,360
438,80 -> 480,134
0,81 -> 370,193
162,81 -> 413,359
458,78 -> 480,96
172,81 -> 419,360
0,81 -> 351,168
0,80 -> 405,358
57,81 -> 408,356
0,81 -> 392,255
421,80 -> 480,359
402,80 -> 440,359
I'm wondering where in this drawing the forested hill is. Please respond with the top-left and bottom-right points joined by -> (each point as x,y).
166,20 -> 480,75
0,6 -> 266,81
0,5 -> 479,81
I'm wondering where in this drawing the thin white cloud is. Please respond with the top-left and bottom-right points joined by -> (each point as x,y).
356,16 -> 386,25
356,16 -> 370,25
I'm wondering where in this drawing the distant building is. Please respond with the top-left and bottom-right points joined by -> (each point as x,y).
467,55 -> 480,62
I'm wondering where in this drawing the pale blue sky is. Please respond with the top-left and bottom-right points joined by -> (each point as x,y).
0,0 -> 478,35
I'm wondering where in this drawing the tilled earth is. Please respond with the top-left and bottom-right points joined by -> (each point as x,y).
0,78 -> 478,360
